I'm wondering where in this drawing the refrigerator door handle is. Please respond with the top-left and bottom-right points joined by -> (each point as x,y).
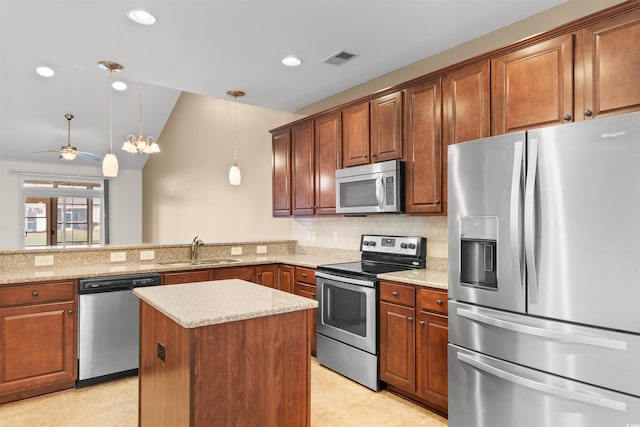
457,352 -> 627,412
457,308 -> 627,351
525,138 -> 539,303
510,140 -> 524,288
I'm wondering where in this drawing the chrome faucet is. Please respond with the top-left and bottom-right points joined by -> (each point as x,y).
190,235 -> 204,261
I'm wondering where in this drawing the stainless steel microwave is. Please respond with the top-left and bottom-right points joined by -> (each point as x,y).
335,160 -> 404,214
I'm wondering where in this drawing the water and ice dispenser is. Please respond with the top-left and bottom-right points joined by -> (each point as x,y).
459,217 -> 498,290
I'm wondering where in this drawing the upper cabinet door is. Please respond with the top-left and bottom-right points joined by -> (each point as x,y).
272,129 -> 291,217
342,102 -> 370,167
404,77 -> 443,215
370,91 -> 403,162
581,8 -> 640,120
291,121 -> 315,216
443,61 -> 490,145
314,111 -> 341,215
491,33 -> 574,135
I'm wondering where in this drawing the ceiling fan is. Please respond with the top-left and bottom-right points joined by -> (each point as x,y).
33,113 -> 100,161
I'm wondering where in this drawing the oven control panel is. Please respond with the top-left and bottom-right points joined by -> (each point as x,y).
360,235 -> 425,256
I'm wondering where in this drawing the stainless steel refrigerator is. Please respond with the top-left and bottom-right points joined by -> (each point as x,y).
447,111 -> 640,427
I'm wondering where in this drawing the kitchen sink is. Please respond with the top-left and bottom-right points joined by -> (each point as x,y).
158,258 -> 241,266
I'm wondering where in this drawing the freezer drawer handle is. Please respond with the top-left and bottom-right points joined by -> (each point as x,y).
457,352 -> 627,412
457,308 -> 627,351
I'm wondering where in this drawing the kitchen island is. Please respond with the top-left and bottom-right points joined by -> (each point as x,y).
133,279 -> 318,426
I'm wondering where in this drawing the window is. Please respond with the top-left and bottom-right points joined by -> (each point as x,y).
20,178 -> 107,248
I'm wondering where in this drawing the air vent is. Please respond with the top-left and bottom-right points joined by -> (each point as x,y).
322,50 -> 357,66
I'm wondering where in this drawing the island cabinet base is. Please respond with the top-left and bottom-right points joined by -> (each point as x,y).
138,301 -> 311,426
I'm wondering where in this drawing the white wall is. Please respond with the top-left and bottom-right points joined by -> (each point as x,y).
142,92 -> 300,244
0,160 -> 142,248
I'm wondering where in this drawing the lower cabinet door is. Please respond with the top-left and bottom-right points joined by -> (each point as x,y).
416,311 -> 448,411
0,302 -> 76,399
379,301 -> 415,391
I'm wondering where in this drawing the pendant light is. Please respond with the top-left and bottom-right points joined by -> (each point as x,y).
227,90 -> 245,186
122,82 -> 160,154
98,61 -> 123,178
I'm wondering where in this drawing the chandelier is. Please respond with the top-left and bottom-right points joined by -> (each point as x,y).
123,82 -> 160,154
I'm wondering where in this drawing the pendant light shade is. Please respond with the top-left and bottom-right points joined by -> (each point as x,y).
102,150 -> 119,177
229,161 -> 242,185
227,90 -> 245,186
98,61 -> 123,178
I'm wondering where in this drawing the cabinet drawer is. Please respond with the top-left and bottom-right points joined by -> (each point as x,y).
380,281 -> 415,306
162,269 -> 212,285
294,282 -> 317,299
295,267 -> 316,284
0,281 -> 75,308
419,288 -> 448,314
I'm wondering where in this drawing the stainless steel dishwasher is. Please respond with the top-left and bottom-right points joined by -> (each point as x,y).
77,272 -> 161,387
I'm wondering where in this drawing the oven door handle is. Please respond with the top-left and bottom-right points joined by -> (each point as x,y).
315,271 -> 376,288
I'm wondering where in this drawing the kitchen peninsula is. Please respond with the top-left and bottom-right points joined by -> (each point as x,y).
133,279 -> 318,426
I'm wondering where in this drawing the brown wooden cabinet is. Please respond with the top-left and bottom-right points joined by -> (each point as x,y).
492,33 -> 575,135
279,264 -> 295,293
272,129 -> 292,216
371,91 -> 403,162
342,101 -> 370,167
162,269 -> 213,285
314,111 -> 341,215
580,8 -> 640,120
379,280 -> 448,416
294,266 -> 317,356
212,265 -> 256,282
415,288 -> 448,412
291,121 -> 315,215
256,264 -> 279,288
404,77 -> 444,214
0,280 -> 77,404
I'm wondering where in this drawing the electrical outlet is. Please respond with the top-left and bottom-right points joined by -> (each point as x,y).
231,247 -> 242,256
110,251 -> 126,262
35,255 -> 54,266
140,250 -> 155,261
157,342 -> 166,362
256,245 -> 267,254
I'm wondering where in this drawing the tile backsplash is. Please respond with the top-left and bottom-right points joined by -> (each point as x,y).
292,215 -> 448,258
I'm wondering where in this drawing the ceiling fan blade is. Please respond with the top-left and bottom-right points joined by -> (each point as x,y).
32,149 -> 61,154
77,151 -> 100,161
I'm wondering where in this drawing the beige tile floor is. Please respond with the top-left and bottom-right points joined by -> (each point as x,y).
0,359 -> 448,426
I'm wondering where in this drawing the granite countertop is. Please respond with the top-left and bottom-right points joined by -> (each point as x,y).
378,268 -> 448,290
134,279 -> 318,328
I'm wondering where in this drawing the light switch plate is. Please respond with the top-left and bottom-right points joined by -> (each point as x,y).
35,255 -> 54,266
110,251 -> 126,262
256,245 -> 267,254
140,250 -> 155,261
231,247 -> 242,256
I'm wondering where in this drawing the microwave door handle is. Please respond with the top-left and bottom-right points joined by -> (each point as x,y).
375,177 -> 385,209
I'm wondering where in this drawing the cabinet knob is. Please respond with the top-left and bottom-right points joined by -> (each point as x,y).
312,293 -> 316,297
372,153 -> 377,157
584,109 -> 593,117
364,155 -> 368,159
315,205 -> 319,209
434,200 -> 441,205
32,291 -> 39,297
436,299 -> 443,305
392,291 -> 399,296
257,272 -> 262,276
563,114 -> 572,121
407,317 -> 414,322
302,273 -> 307,277
419,320 -> 425,326
67,309 -> 74,315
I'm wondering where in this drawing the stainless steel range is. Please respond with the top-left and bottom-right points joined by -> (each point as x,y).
316,234 -> 426,391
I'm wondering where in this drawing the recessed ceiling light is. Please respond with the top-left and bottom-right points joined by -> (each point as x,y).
36,66 -> 55,77
126,9 -> 157,25
112,81 -> 128,91
282,56 -> 302,67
